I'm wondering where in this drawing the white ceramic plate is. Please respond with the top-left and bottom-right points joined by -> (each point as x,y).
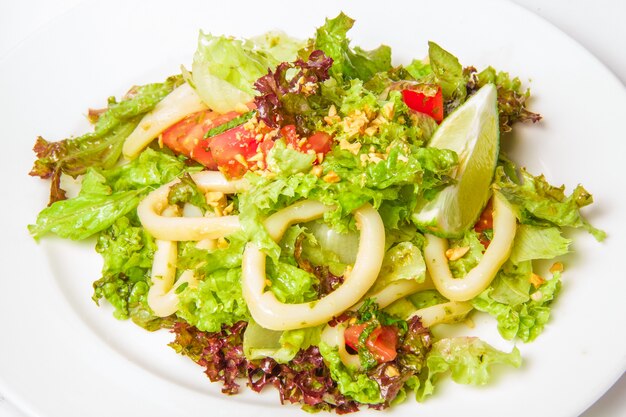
1,0 -> 624,416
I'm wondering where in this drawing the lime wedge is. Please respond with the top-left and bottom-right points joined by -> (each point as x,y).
413,83 -> 499,238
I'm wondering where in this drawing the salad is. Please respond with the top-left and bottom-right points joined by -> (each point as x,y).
28,13 -> 604,414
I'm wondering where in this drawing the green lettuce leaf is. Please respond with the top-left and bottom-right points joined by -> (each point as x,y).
428,41 -> 467,103
29,149 -> 186,240
472,269 -> 562,342
243,320 -> 321,363
418,337 -> 521,400
496,166 -> 605,240
448,230 -> 485,278
368,241 -> 426,295
167,172 -> 210,213
30,75 -> 183,203
266,259 -> 318,303
92,215 -> 173,331
266,139 -> 316,175
176,267 -> 249,333
319,342 -> 383,404
509,225 -> 571,264
313,12 -> 391,82
191,31 -> 302,113
405,59 -> 432,80
471,66 -> 542,132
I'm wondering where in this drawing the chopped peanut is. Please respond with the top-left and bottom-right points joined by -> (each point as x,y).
549,262 -> 564,274
323,170 -> 340,183
310,165 -> 323,177
445,246 -> 470,261
233,153 -> 248,168
384,366 -> 400,378
530,290 -> 543,302
529,272 -> 546,288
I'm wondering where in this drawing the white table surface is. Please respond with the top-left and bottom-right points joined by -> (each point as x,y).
0,1 -> 624,416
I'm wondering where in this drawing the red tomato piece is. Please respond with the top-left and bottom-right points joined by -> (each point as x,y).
344,323 -> 398,363
474,199 -> 494,248
161,110 -> 242,169
279,124 -> 333,156
305,131 -> 333,154
208,125 -> 261,178
402,86 -> 444,123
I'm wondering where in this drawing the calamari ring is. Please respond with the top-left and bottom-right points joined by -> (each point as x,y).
242,201 -> 385,331
424,193 -> 517,302
137,171 -> 245,241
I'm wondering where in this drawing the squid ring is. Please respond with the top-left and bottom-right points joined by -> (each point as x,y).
137,171 -> 246,241
424,193 -> 517,302
242,201 -> 386,330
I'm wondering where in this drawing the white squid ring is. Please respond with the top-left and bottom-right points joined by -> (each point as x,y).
424,193 -> 517,302
137,171 -> 246,241
242,200 -> 386,330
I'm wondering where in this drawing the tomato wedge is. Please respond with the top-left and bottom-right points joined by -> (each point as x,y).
280,124 -> 333,156
161,110 -> 243,169
208,125 -> 263,177
402,85 -> 444,123
344,323 -> 398,363
162,115 -> 334,177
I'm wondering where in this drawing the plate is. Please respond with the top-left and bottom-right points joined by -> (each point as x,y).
1,0 -> 625,416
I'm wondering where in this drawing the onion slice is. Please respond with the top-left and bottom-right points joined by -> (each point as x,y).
242,201 -> 385,330
122,83 -> 208,159
137,171 -> 246,241
424,193 -> 517,301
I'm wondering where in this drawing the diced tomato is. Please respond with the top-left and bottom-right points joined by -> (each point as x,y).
280,124 -> 300,148
344,323 -> 398,363
402,86 -> 444,123
161,110 -> 242,169
474,199 -> 494,248
162,115 -> 333,178
305,131 -> 333,154
208,125 -> 261,177
279,124 -> 333,157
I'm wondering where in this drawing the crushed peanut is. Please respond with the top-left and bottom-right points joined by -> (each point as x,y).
530,290 -> 543,302
381,102 -> 395,120
339,138 -> 362,155
233,154 -> 248,168
529,272 -> 546,288
223,203 -> 235,215
384,366 -> 400,378
310,165 -> 323,177
549,262 -> 564,274
445,246 -> 470,261
248,152 -> 264,162
323,170 -> 340,183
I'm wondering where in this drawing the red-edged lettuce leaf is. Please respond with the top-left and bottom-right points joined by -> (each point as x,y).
254,49 -> 333,135
30,75 -> 183,204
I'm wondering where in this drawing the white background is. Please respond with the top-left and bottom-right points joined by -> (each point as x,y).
0,0 -> 624,416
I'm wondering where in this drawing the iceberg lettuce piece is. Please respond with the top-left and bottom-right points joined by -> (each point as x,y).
243,320 -> 321,363
191,31 -> 303,113
509,225 -> 571,264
